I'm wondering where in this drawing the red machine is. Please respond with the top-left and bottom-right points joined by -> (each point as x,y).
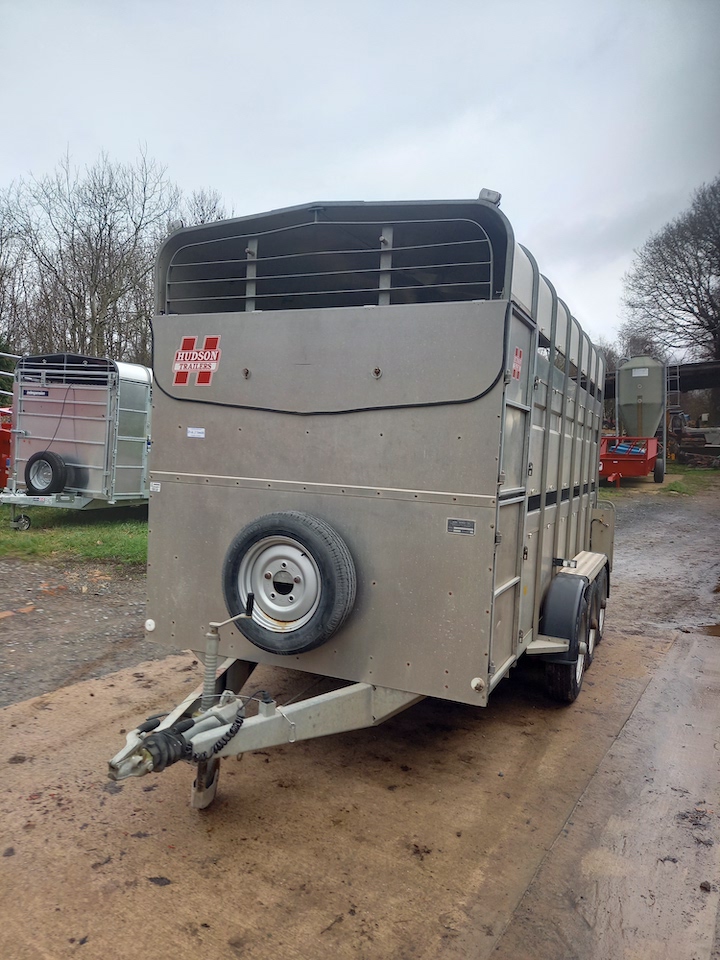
600,435 -> 664,487
0,407 -> 12,491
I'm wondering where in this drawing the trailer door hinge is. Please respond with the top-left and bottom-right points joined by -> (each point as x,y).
523,546 -> 528,560
488,660 -> 496,677
495,532 -> 503,545
527,462 -> 534,476
498,470 -> 506,485
553,558 -> 578,569
504,370 -> 512,384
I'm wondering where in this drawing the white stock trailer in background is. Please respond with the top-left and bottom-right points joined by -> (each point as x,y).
1,354 -> 152,529
109,194 -> 616,809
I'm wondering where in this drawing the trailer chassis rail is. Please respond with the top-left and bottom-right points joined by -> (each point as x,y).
109,603 -> 424,807
109,671 -> 423,806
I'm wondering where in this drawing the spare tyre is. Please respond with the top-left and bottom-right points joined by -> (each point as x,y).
222,511 -> 357,655
25,451 -> 68,495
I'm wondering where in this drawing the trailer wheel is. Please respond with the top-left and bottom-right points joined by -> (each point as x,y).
222,511 -> 357,656
585,583 -> 600,667
595,566 -> 608,643
541,573 -> 590,703
545,600 -> 589,701
14,514 -> 31,531
653,458 -> 665,483
25,451 -> 68,495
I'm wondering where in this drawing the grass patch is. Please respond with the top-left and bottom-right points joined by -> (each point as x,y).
0,504 -> 148,566
662,464 -> 720,496
664,480 -> 691,495
599,462 -> 720,498
596,482 -> 624,498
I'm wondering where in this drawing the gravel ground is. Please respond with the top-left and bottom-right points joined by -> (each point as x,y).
0,560 -> 179,708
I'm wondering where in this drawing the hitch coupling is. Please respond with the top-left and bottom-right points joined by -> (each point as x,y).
108,700 -> 244,781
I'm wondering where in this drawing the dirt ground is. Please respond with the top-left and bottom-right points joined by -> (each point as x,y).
0,561 -> 177,709
0,478 -> 719,959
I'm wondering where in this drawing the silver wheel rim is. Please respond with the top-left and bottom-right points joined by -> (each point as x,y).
29,459 -> 52,491
575,650 -> 585,685
238,535 -> 321,633
588,595 -> 599,657
587,625 -> 596,658
578,606 -> 589,680
598,604 -> 605,634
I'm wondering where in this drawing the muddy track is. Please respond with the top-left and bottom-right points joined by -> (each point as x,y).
0,481 -> 719,959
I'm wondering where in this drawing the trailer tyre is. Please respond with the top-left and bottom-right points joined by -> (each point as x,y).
653,458 -> 665,483
585,583 -> 600,667
541,573 -> 590,703
25,451 -> 68,495
222,511 -> 357,656
595,566 -> 608,643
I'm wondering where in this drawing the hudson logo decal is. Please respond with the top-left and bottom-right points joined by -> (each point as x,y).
173,336 -> 222,386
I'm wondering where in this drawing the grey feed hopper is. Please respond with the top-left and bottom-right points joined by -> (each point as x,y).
616,356 -> 665,438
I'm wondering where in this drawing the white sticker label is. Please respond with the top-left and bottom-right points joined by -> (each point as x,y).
632,368 -> 649,377
149,482 -> 162,493
187,427 -> 206,438
447,518 -> 476,535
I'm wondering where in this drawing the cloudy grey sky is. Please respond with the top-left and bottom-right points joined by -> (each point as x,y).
1,0 -> 719,342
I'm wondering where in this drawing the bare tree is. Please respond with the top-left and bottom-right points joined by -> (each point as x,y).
1,151 -> 183,364
595,336 -> 621,374
0,202 -> 27,356
616,322 -> 670,365
182,187 -> 231,225
623,175 -> 720,362
0,154 -> 233,365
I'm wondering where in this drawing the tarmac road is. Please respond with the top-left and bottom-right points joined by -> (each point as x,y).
0,480 -> 718,959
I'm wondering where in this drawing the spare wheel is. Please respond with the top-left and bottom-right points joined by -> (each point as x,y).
25,451 -> 69,495
222,511 -> 357,655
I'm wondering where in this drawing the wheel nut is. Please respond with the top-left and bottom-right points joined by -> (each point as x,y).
294,577 -> 301,584
264,572 -> 272,580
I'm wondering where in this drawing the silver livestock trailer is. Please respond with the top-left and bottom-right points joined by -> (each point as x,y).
110,193 -> 615,808
1,354 -> 152,529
